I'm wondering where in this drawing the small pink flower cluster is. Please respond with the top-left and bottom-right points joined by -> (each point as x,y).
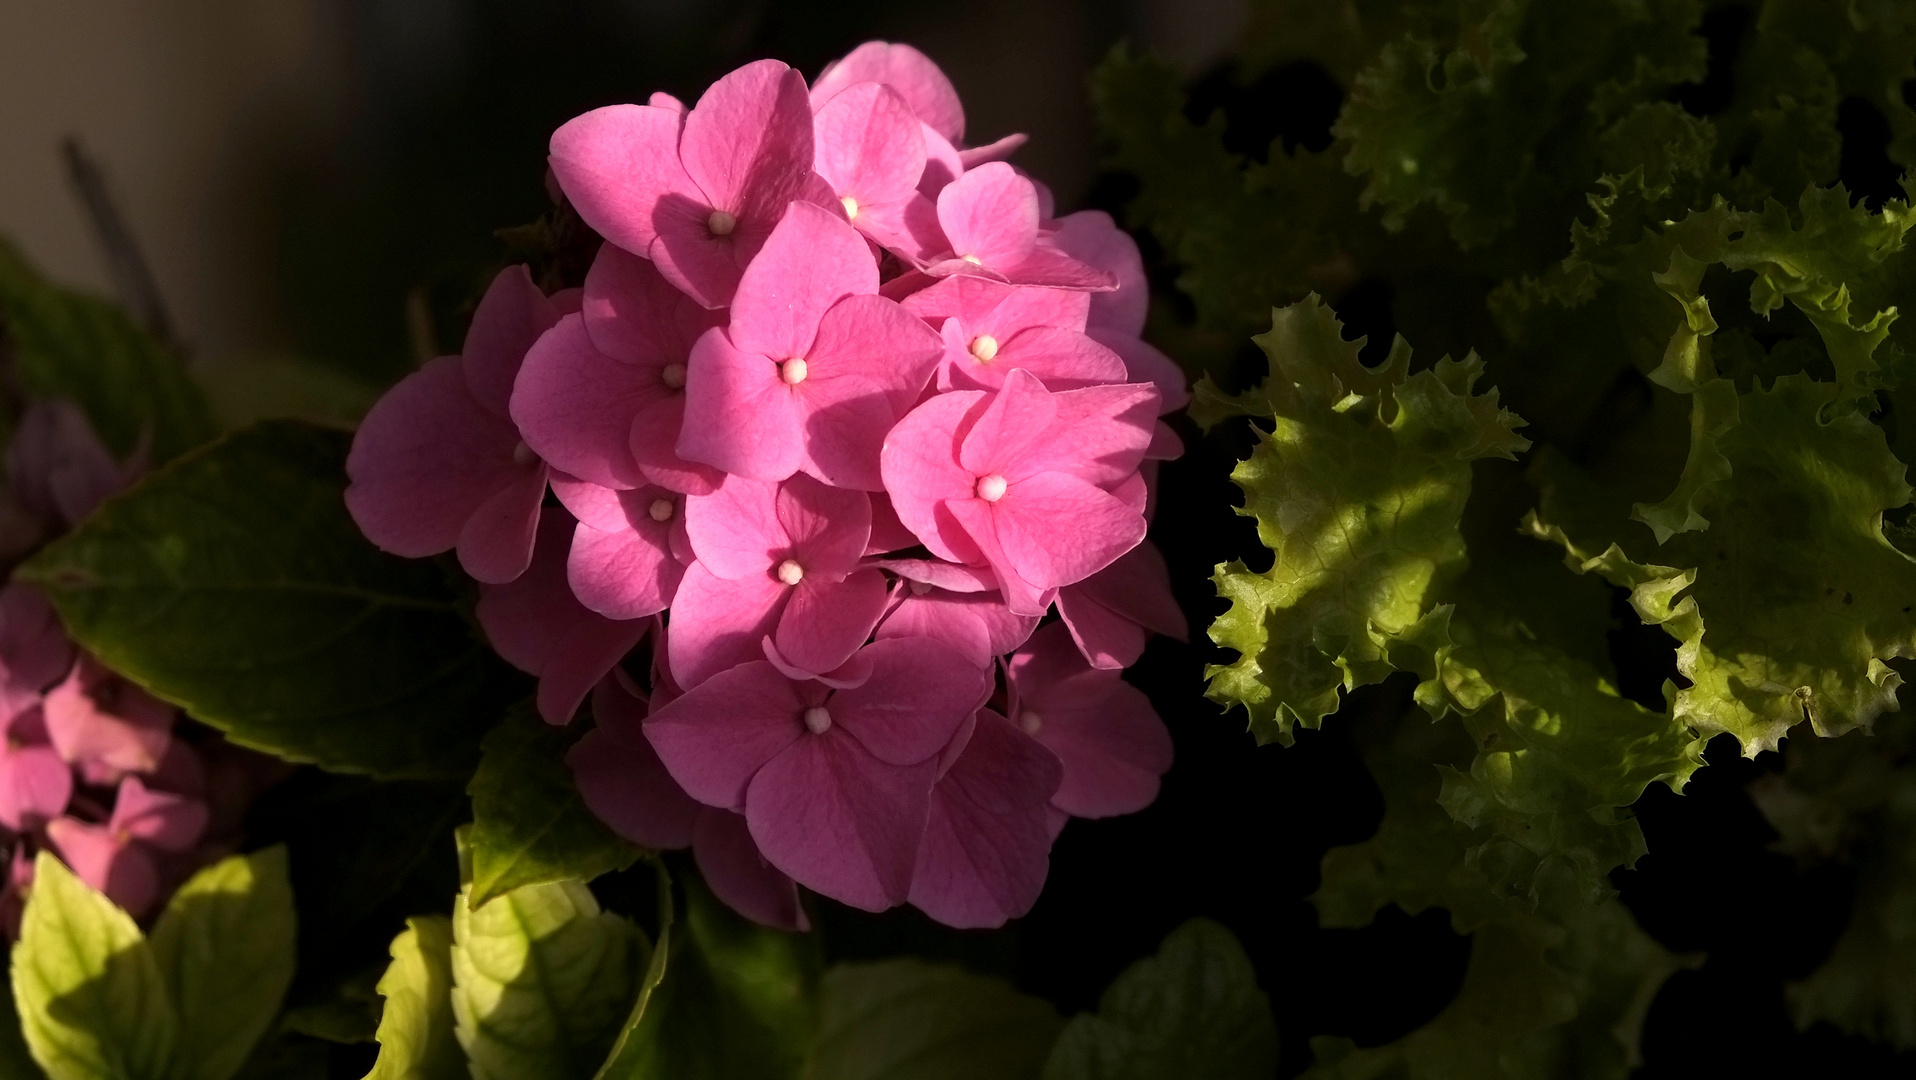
0,403 -> 281,929
345,43 -> 1187,929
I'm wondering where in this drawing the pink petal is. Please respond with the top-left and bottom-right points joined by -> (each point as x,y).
1009,624 -> 1172,817
829,637 -> 989,765
872,558 -> 997,593
908,708 -> 1060,928
1012,381 -> 1160,487
0,583 -> 74,707
795,294 -> 943,490
812,42 -> 965,143
684,473 -> 785,580
956,133 -> 1028,168
693,808 -> 809,931
631,395 -> 724,496
916,124 -> 965,198
680,60 -> 816,222
935,163 -> 1038,269
730,202 -> 878,361
876,586 -> 1037,665
745,732 -> 935,910
581,244 -> 723,368
649,92 -> 686,112
958,368 -> 1059,477
548,103 -> 690,256
568,506 -> 683,620
877,391 -> 986,561
814,82 -> 926,208
539,616 -> 653,726
46,817 -> 158,918
1050,211 -> 1148,335
1145,420 -> 1184,462
109,775 -> 209,854
461,266 -> 560,417
0,745 -> 71,830
946,325 -> 1127,393
678,328 -> 806,482
514,315 -> 652,490
865,492 -> 920,555
774,570 -> 889,677
645,660 -> 806,809
7,399 -> 135,528
1090,329 -> 1190,412
664,561 -> 790,689
993,471 -> 1145,590
569,678 -> 699,849
456,462 -> 547,585
776,474 -> 872,579
763,639 -> 876,688
942,499 -> 1055,617
345,357 -> 527,560
848,194 -> 947,264
43,657 -> 173,786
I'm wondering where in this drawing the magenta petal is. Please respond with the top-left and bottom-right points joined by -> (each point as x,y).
456,462 -> 547,584
693,808 -> 809,931
666,562 -> 790,689
774,570 -> 888,677
548,103 -> 688,257
569,686 -> 700,850
513,313 -> 654,490
730,202 -> 878,361
0,745 -> 71,830
814,82 -> 926,207
878,391 -> 986,561
645,660 -> 805,808
109,775 -> 209,854
1050,210 -> 1148,334
46,817 -> 159,917
678,328 -> 805,482
745,732 -> 934,911
345,356 -> 527,559
829,636 -> 989,765
775,475 -> 871,578
461,266 -> 560,417
908,709 -> 1060,928
993,471 -> 1145,590
936,163 -> 1038,269
812,41 -> 966,143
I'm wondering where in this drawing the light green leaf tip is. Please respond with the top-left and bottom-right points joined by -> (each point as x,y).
363,916 -> 465,1080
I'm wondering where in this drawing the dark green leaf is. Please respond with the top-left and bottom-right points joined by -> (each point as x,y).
17,420 -> 523,778
815,959 -> 1061,1080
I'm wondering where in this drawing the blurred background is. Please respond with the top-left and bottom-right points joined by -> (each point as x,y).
0,0 -> 1243,387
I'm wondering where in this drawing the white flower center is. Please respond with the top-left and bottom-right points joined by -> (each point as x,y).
780,358 -> 809,385
969,335 -> 999,362
840,196 -> 859,220
706,209 -> 737,236
512,440 -> 537,466
647,498 -> 674,523
975,474 -> 1008,502
804,706 -> 832,734
960,254 -> 983,265
776,559 -> 805,585
661,363 -> 687,389
1018,710 -> 1042,735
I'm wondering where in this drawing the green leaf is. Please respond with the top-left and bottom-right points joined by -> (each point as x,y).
0,970 -> 49,1079
10,852 -> 178,1080
364,916 -> 465,1080
1201,296 -> 1528,743
813,959 -> 1061,1080
449,871 -> 644,1080
149,848 -> 297,1080
595,867 -> 815,1080
1042,919 -> 1275,1080
16,420 -> 523,778
196,355 -> 380,431
0,239 -> 217,462
467,704 -> 641,909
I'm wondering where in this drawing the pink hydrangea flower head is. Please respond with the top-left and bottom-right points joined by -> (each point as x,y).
43,655 -> 175,787
1007,623 -> 1172,818
6,398 -> 145,530
902,275 -> 1123,392
0,584 -> 75,720
346,265 -> 559,583
549,474 -> 689,622
872,560 -> 1037,666
880,368 -> 1158,614
1056,539 -> 1187,670
549,59 -> 827,308
909,707 -> 1061,928
812,42 -> 966,144
671,473 -> 887,687
475,511 -> 652,723
646,636 -> 989,911
678,202 -> 943,490
0,710 -> 70,832
513,247 -> 726,496
45,776 -> 209,919
812,82 -> 945,262
923,164 -> 1116,290
1046,211 -> 1191,412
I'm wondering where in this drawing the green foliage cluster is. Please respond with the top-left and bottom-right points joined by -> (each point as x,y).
1094,0 -> 1916,1070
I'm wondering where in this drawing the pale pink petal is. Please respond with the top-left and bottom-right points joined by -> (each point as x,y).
730,202 -> 878,360
1089,328 -> 1189,412
678,328 -> 806,481
645,660 -> 806,809
958,368 -> 1059,476
569,678 -> 699,850
829,636 -> 989,766
456,462 -> 547,584
693,808 -> 809,931
461,266 -> 560,417
812,42 -> 965,143
1050,211 -> 1148,334
513,314 -> 653,490
956,133 -> 1028,168
775,474 -> 871,578
877,390 -> 986,560
345,357 -> 527,559
814,82 -> 926,207
993,471 -> 1144,590
908,708 -> 1060,928
774,570 -> 888,677
108,776 -> 208,853
746,732 -> 934,911
0,745 -> 71,830
43,657 -> 173,786
548,103 -> 690,256
936,163 -> 1037,269
665,562 -> 790,689
46,817 -> 158,918
796,294 -> 943,489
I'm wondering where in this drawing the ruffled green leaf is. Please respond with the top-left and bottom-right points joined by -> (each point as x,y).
1042,919 -> 1275,1080
363,916 -> 465,1080
1203,296 -> 1527,743
815,960 -> 1061,1080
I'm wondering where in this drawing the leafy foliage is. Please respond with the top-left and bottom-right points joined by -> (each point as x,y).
814,959 -> 1061,1080
364,917 -> 466,1080
18,420 -> 523,779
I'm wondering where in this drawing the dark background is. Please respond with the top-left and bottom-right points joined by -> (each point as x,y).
11,1 -> 1916,1075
